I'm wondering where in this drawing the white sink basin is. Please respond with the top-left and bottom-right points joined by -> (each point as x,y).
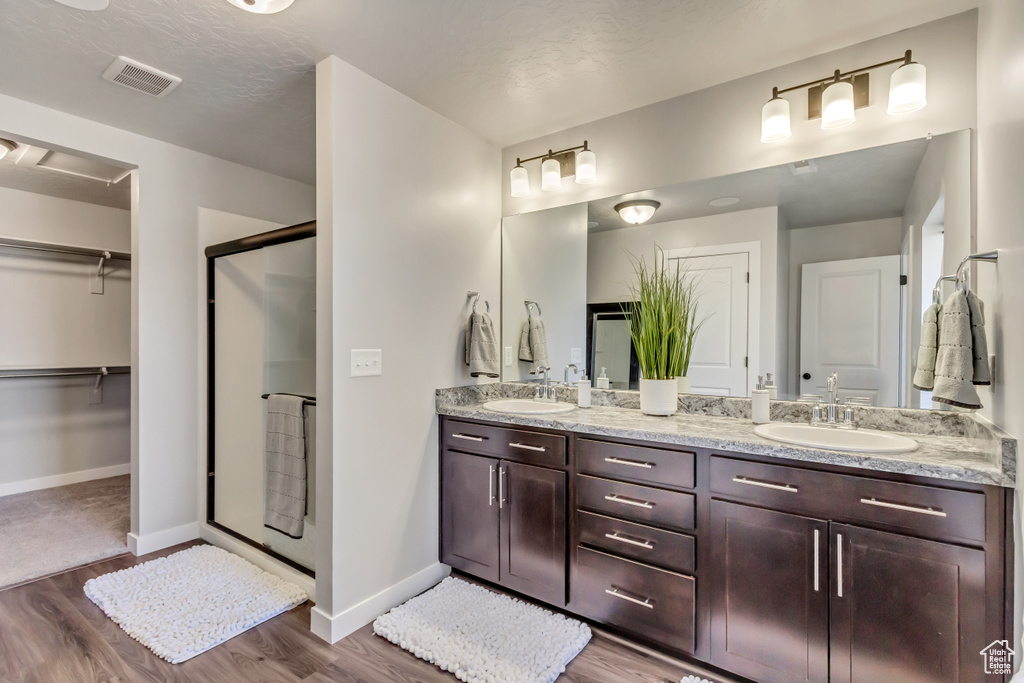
754,423 -> 918,454
482,399 -> 576,415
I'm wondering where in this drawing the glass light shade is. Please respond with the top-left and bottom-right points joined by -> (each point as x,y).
510,165 -> 530,198
0,146 -> 8,162
575,149 -> 597,184
615,200 -> 660,225
760,97 -> 791,142
541,157 -> 561,191
0,140 -> 15,161
821,80 -> 856,129
887,62 -> 927,115
224,0 -> 295,13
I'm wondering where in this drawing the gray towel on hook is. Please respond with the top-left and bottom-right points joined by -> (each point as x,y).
912,302 -> 941,391
967,291 -> 991,385
932,291 -> 982,410
264,394 -> 307,538
466,311 -> 500,378
519,316 -> 549,374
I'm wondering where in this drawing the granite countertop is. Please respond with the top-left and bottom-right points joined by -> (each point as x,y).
436,384 -> 1017,488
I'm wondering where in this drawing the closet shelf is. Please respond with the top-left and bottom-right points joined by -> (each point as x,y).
0,237 -> 130,262
0,365 -> 130,380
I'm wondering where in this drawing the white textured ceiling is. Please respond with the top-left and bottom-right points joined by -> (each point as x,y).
0,0 -> 977,185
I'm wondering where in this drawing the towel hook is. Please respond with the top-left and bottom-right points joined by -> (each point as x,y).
525,300 -> 541,317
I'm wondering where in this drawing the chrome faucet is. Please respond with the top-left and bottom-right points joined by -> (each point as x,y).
534,366 -> 556,402
564,364 -> 580,388
811,372 -> 854,429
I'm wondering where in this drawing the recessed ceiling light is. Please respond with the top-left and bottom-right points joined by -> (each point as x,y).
0,139 -> 17,162
51,0 -> 109,10
709,197 -> 740,207
587,221 -> 599,229
225,0 -> 295,14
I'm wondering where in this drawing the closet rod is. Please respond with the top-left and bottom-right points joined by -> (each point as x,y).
0,365 -> 130,380
0,237 -> 131,261
261,393 -> 317,406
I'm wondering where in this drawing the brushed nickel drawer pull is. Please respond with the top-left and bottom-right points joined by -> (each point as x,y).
604,457 -> 654,469
860,497 -> 947,517
605,587 -> 654,609
499,467 -> 505,509
837,533 -> 843,598
452,433 -> 485,442
604,494 -> 654,510
488,465 -> 494,507
605,532 -> 654,550
509,442 -> 547,452
732,476 -> 798,493
813,529 -> 820,592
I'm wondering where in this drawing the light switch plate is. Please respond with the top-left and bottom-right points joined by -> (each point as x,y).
504,346 -> 513,367
570,347 -> 582,364
351,349 -> 382,377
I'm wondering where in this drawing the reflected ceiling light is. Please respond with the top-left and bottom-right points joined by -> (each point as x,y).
709,197 -> 740,207
51,0 -> 109,9
761,49 -> 926,142
507,140 -> 597,197
224,0 -> 295,14
615,200 -> 660,225
0,139 -> 17,162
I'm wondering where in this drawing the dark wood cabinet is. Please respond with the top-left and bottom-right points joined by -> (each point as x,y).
709,499 -> 829,683
440,449 -> 500,582
830,523 -> 987,683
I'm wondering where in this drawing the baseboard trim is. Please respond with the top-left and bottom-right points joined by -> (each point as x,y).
127,522 -> 200,557
199,523 -> 315,598
0,463 -> 130,499
310,562 -> 450,643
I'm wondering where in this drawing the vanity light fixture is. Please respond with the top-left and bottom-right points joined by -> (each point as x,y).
615,199 -> 660,225
224,0 -> 295,14
0,139 -> 17,162
508,141 -> 596,197
761,50 -> 926,142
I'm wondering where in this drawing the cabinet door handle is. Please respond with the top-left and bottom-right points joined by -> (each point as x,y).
604,494 -> 654,510
488,465 -> 494,507
605,532 -> 654,550
509,442 -> 546,452
499,467 -> 505,508
837,533 -> 843,598
859,497 -> 947,517
605,587 -> 654,609
813,529 -> 820,592
452,433 -> 485,442
732,476 -> 798,493
604,457 -> 654,469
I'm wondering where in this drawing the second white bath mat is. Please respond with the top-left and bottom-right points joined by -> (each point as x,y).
373,576 -> 591,683
84,544 -> 307,663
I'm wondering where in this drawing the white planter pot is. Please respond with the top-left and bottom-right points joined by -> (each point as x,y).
640,378 -> 678,416
677,376 -> 691,394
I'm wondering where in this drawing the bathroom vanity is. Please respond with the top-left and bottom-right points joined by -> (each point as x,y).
437,386 -> 1015,683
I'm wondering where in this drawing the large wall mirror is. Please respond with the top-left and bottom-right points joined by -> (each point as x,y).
500,130 -> 973,410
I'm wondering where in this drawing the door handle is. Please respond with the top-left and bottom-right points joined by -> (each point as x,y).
803,372 -> 812,380
488,465 -> 494,506
837,533 -> 843,598
498,467 -> 505,508
813,529 -> 820,592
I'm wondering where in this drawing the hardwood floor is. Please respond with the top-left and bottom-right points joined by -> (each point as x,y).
0,542 -> 727,683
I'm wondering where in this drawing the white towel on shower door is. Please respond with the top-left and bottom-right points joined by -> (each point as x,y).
264,394 -> 307,539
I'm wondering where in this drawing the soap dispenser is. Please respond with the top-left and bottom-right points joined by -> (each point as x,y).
595,367 -> 610,390
765,372 -> 778,400
577,374 -> 591,408
752,375 -> 770,424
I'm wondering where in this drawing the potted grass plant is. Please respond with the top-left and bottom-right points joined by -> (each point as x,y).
624,247 -> 706,415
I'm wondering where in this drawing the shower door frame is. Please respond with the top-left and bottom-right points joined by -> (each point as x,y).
205,220 -> 317,577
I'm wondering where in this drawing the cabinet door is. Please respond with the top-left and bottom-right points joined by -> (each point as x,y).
440,450 -> 500,582
710,499 -> 829,683
830,524 -> 987,683
500,461 -> 567,606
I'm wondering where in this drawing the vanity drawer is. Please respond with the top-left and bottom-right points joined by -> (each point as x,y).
577,510 -> 695,574
572,546 -> 695,654
710,455 -> 987,543
443,419 -> 566,467
577,475 -> 695,532
577,438 -> 695,490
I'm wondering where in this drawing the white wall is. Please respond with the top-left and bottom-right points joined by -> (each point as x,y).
314,55 -> 501,642
976,0 -> 1024,660
501,205 -> 588,381
0,186 -> 130,494
785,217 -> 903,394
0,93 -> 315,555
588,206 -> 780,382
502,12 -> 977,217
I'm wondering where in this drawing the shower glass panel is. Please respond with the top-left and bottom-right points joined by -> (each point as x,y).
209,229 -> 315,574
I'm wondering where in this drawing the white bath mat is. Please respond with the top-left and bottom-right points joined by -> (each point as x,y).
84,545 -> 307,663
373,576 -> 591,683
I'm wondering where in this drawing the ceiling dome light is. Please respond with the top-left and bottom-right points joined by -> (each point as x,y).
541,157 -> 561,192
51,0 -> 109,9
0,139 -> 17,162
888,60 -> 927,115
615,200 -> 660,225
224,0 -> 295,14
761,90 -> 791,143
821,77 -> 855,129
510,162 -> 529,198
575,144 -> 597,184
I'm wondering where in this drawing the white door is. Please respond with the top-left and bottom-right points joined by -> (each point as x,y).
671,252 -> 749,396
799,256 -> 901,406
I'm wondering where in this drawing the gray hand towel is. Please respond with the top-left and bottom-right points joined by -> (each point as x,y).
466,311 -> 500,378
519,321 -> 533,362
932,291 -> 982,410
527,316 -> 549,374
264,394 -> 307,538
967,291 -> 991,385
912,302 -> 941,391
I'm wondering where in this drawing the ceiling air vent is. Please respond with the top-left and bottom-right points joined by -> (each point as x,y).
102,56 -> 181,98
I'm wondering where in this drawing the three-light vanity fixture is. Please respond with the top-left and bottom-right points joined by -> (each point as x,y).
761,49 -> 927,142
509,141 -> 596,198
